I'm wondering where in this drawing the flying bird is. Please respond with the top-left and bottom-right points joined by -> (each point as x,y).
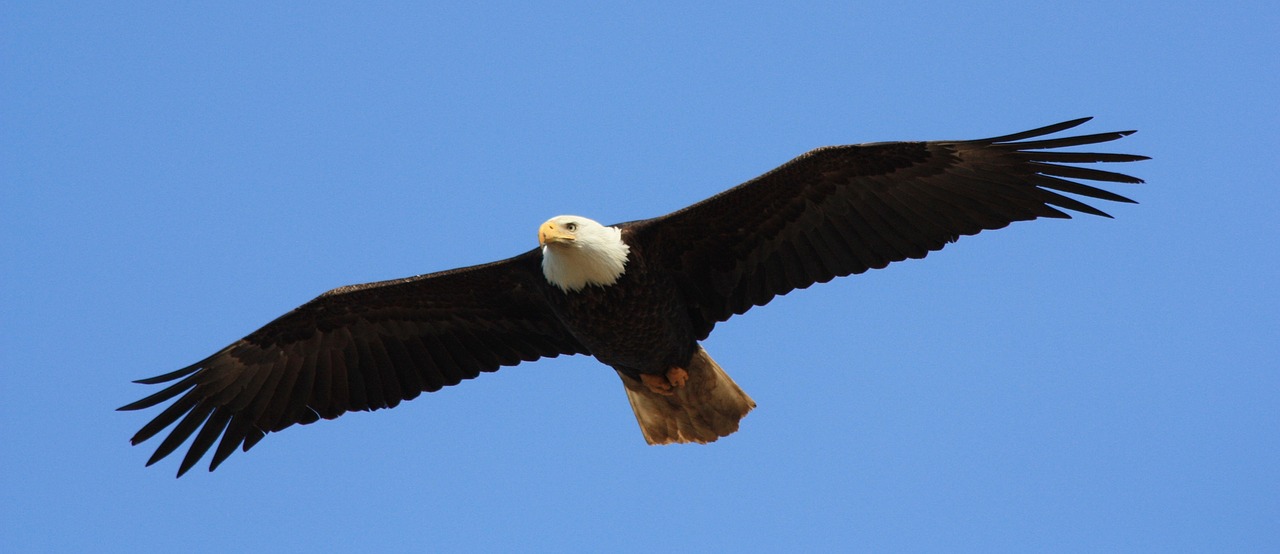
121,117 -> 1147,477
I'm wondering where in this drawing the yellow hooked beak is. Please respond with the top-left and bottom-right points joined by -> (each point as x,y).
538,221 -> 575,246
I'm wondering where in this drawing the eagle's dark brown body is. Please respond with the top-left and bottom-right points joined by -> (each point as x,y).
543,232 -> 698,380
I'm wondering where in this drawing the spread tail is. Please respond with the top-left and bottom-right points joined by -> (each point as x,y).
619,346 -> 756,444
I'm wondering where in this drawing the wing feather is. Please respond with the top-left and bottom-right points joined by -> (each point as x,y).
120,249 -> 585,476
626,118 -> 1146,338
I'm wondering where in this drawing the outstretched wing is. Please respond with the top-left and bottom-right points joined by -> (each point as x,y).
626,117 -> 1147,339
120,249 -> 585,477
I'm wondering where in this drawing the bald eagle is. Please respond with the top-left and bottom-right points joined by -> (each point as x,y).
121,118 -> 1146,477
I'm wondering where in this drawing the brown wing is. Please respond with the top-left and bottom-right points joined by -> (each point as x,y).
120,249 -> 585,477
624,118 -> 1147,339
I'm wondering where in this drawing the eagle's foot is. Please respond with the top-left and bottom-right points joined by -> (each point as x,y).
640,373 -> 674,395
666,366 -> 688,388
639,367 -> 689,396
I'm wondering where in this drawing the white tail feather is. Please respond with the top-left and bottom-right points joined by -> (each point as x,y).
619,346 -> 756,444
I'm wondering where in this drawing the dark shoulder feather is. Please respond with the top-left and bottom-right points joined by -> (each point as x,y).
624,117 -> 1148,339
120,249 -> 585,477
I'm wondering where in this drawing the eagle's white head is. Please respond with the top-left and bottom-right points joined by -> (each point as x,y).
538,215 -> 630,293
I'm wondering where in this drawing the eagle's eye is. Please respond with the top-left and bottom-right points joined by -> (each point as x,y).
565,222 -> 578,232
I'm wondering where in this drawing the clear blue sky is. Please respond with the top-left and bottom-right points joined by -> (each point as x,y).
3,2 -> 1276,552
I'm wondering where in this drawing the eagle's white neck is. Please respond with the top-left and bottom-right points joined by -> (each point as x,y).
541,223 -> 630,293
